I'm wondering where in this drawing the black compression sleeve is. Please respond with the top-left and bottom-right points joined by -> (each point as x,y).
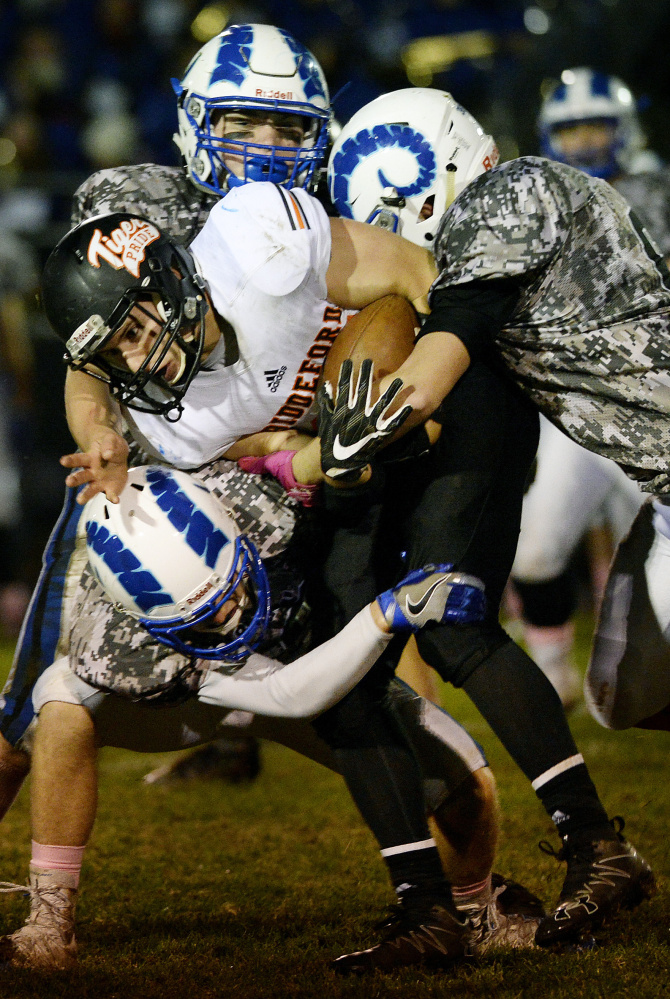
418,278 -> 521,361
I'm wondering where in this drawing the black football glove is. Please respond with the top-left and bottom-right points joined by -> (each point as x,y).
317,358 -> 412,480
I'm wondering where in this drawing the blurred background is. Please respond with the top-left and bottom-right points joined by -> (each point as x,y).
1,0 -> 670,626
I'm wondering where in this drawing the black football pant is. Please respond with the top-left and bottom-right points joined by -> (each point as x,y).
313,360 -> 607,851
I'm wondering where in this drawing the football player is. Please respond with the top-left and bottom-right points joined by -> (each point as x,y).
0,20 -> 334,812
0,29 -> 543,972
510,68 -> 670,707
324,86 -> 659,963
0,465 -> 487,970
37,187 -> 541,971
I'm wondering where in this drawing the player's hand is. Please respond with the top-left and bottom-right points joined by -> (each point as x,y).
376,564 -> 486,634
60,431 -> 129,505
317,358 -> 412,480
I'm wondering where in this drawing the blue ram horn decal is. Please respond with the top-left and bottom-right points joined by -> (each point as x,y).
330,123 -> 436,219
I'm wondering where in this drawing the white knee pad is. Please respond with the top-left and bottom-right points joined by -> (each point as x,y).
647,502 -> 670,635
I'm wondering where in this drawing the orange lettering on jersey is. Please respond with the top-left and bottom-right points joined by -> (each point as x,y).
261,304 -> 349,433
298,359 -> 322,376
482,145 -> 500,172
87,219 -> 161,278
294,374 -> 319,393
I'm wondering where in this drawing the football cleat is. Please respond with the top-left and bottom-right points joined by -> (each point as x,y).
535,817 -> 656,946
377,564 -> 486,634
332,901 -> 469,974
459,875 -> 545,956
490,872 -> 547,920
0,868 -> 78,970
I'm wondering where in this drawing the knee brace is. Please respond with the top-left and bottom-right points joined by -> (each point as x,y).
513,571 -> 577,627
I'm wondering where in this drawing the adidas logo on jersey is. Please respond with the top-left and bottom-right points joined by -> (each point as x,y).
265,366 -> 287,393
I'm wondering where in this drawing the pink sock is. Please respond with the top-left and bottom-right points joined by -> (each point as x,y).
31,841 -> 85,887
452,874 -> 492,907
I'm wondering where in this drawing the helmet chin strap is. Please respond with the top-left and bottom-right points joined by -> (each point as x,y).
444,164 -> 457,209
169,346 -> 187,385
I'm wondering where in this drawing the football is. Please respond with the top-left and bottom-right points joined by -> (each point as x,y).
321,294 -> 418,396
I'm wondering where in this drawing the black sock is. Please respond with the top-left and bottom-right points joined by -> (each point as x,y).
383,845 -> 455,913
461,639 -> 609,837
535,765 -> 612,842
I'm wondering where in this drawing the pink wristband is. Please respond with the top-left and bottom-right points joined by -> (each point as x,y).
238,451 -> 319,507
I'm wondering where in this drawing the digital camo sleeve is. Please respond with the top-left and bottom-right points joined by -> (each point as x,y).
197,606 -> 392,718
431,156 -> 580,291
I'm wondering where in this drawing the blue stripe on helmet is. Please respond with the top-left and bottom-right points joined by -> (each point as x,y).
279,28 -> 327,103
210,25 -> 253,88
590,70 -> 612,98
86,521 -> 174,613
146,467 -> 228,569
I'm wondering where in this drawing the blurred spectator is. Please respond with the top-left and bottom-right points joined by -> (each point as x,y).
0,224 -> 37,636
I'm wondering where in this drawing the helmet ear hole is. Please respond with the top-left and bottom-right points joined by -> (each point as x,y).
419,195 -> 435,221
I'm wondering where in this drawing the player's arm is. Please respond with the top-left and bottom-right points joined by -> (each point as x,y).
317,276 -> 521,479
326,218 -> 437,315
60,368 -> 129,504
228,431 -> 370,507
374,329 -> 471,431
197,566 -> 485,718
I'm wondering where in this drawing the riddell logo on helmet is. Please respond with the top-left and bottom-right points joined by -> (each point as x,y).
87,219 -> 161,279
187,580 -> 214,604
256,88 -> 293,100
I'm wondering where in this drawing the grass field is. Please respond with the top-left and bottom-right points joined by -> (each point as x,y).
0,618 -> 668,999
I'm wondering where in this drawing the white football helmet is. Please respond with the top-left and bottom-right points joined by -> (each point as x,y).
172,23 -> 331,195
538,68 -> 646,178
328,88 -> 499,246
84,466 -> 271,662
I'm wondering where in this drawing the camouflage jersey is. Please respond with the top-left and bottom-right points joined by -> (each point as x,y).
71,162 -> 217,243
614,167 -> 670,258
430,156 -> 670,494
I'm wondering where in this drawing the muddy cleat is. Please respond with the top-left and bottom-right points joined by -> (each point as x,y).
536,817 -> 656,946
331,902 -> 468,975
0,867 -> 78,970
144,737 -> 261,785
490,873 -> 546,919
460,875 -> 546,956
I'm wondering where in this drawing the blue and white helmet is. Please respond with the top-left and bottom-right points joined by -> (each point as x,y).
84,466 -> 271,663
172,23 -> 331,195
328,88 -> 498,246
538,68 -> 647,178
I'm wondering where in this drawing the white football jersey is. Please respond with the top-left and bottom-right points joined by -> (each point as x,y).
126,183 -> 353,468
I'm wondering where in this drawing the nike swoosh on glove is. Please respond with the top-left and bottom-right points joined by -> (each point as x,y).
317,358 -> 412,480
376,564 -> 486,633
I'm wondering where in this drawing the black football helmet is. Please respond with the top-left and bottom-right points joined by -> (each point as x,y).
41,213 -> 207,419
